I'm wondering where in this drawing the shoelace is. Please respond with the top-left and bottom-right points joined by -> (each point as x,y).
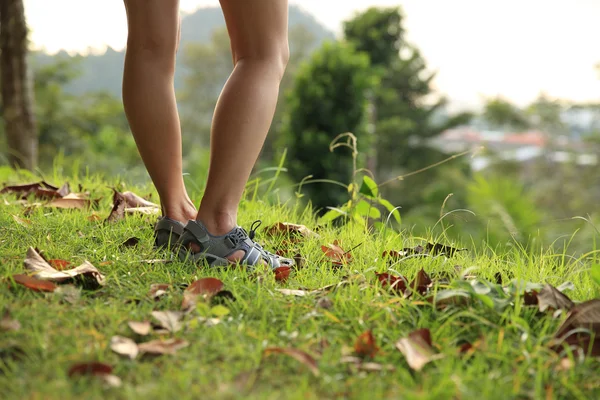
248,220 -> 262,241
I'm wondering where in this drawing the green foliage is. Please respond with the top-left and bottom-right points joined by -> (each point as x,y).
466,173 -> 542,246
281,41 -> 376,212
483,96 -> 530,131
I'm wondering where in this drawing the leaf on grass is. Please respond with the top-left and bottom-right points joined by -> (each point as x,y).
0,310 -> 21,332
110,336 -> 139,360
395,328 -> 439,371
67,362 -> 121,387
409,269 -> 432,296
523,290 -> 539,306
537,284 -> 574,313
105,190 -> 126,223
316,297 -> 333,310
12,215 -> 31,227
121,237 -> 140,248
48,259 -> 71,271
138,338 -> 189,355
125,206 -> 161,215
426,242 -> 467,257
68,361 -> 113,377
88,213 -> 102,222
265,222 -> 319,240
46,196 -> 91,210
24,247 -> 105,288
1,181 -> 58,198
121,191 -> 159,208
151,311 -> 183,333
149,284 -> 170,300
376,272 -> 407,295
354,330 -> 379,359
12,274 -> 57,292
263,347 -> 319,377
182,277 -> 224,310
276,289 -> 313,297
274,266 -> 291,282
128,321 -> 151,336
321,240 -> 352,264
552,299 -> 600,356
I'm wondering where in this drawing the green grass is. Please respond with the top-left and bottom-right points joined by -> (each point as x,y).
1,168 -> 599,400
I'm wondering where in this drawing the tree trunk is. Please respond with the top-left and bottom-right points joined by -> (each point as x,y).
0,0 -> 37,170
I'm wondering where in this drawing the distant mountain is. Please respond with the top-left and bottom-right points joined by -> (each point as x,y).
31,5 -> 334,98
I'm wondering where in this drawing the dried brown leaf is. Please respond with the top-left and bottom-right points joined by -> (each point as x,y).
538,284 -> 574,313
265,222 -> 319,240
46,197 -> 90,210
138,338 -> 189,355
24,247 -> 105,288
125,206 -> 160,215
128,321 -> 152,336
68,362 -> 113,377
110,336 -> 139,360
274,266 -> 291,282
426,242 -> 467,257
321,240 -> 352,264
149,283 -> 170,300
395,328 -> 440,371
1,181 -> 58,198
122,191 -> 159,208
48,259 -> 71,271
263,347 -> 320,377
182,277 -> 224,310
12,215 -> 31,227
552,299 -> 600,356
12,274 -> 57,292
105,190 -> 126,223
121,237 -> 140,248
354,330 -> 379,359
409,269 -> 432,296
151,311 -> 184,333
376,272 -> 407,295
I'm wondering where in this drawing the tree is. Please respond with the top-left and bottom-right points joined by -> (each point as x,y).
0,0 -> 37,169
281,41 -> 374,211
483,97 -> 529,131
343,7 -> 472,214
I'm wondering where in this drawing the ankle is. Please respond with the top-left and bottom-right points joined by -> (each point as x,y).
163,199 -> 197,224
197,210 -> 237,236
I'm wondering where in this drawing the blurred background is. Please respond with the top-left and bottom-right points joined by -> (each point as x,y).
1,0 -> 599,251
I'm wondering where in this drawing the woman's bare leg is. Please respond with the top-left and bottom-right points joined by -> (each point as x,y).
122,0 -> 196,223
196,0 -> 289,245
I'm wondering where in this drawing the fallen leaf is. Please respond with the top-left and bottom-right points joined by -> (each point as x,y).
182,277 -> 224,310
46,197 -> 90,209
0,310 -> 21,332
395,328 -> 439,371
382,246 -> 426,262
376,272 -> 407,295
122,191 -> 159,208
68,362 -> 113,378
523,290 -> 539,306
57,182 -> 71,197
24,247 -> 105,288
274,266 -> 291,282
538,284 -> 574,313
409,269 -> 432,296
552,299 -> 600,356
151,311 -> 184,333
121,237 -> 140,248
426,242 -> 467,257
12,215 -> 31,227
12,274 -> 57,292
128,321 -> 152,336
149,283 -> 170,300
105,190 -> 127,223
211,290 -> 237,305
48,259 -> 71,271
321,240 -> 352,264
1,181 -> 58,198
110,336 -> 139,360
354,330 -> 379,359
138,338 -> 189,355
554,357 -> 574,372
125,206 -> 161,215
265,222 -> 319,240
263,347 -> 319,377
276,289 -> 313,297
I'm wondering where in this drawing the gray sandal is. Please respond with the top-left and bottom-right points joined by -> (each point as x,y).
154,217 -> 185,250
177,219 -> 294,269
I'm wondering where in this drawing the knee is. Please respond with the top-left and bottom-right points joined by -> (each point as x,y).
126,31 -> 180,73
234,42 -> 289,81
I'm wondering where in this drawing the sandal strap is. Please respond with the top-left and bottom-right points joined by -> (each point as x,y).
155,217 -> 184,236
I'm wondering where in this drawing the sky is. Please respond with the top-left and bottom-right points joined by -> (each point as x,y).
24,0 -> 600,110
